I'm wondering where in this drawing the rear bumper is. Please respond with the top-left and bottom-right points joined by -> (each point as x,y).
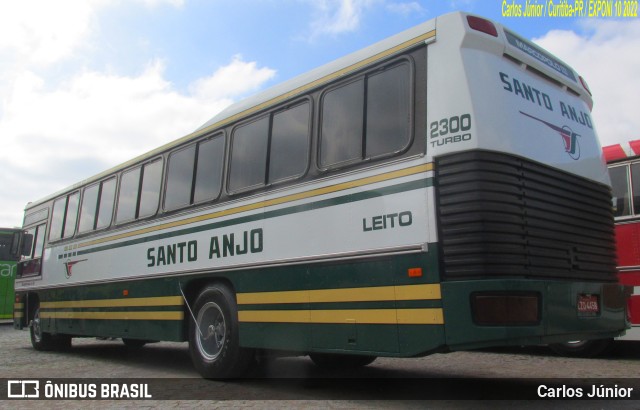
441,279 -> 629,350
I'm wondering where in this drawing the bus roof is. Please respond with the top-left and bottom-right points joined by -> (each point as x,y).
603,140 -> 640,163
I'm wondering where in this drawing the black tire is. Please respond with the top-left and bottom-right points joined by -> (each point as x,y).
30,306 -> 71,351
549,338 -> 614,358
122,338 -> 148,349
309,353 -> 377,369
188,284 -> 254,378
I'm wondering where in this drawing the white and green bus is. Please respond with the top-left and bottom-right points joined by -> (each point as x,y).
14,12 -> 628,378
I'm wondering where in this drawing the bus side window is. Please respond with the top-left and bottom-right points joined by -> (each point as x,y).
78,183 -> 100,233
63,192 -> 80,238
116,160 -> 162,224
320,61 -> 412,169
365,63 -> 411,158
609,165 -> 631,217
165,145 -> 196,211
116,166 -> 141,224
49,192 -> 80,241
320,79 -> 364,167
49,197 -> 66,241
193,136 -> 224,203
79,177 -> 116,233
165,134 -> 225,211
269,102 -> 310,183
229,116 -> 270,192
96,178 -> 116,229
138,160 -> 163,219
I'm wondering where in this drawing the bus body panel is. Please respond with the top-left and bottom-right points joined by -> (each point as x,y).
427,13 -> 607,186
17,158 -> 433,289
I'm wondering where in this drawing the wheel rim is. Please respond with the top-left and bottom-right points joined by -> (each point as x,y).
32,308 -> 43,343
195,301 -> 226,361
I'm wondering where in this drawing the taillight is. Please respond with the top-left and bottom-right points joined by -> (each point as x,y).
579,75 -> 592,96
467,15 -> 498,37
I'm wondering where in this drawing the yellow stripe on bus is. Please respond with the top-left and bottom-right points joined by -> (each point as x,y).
238,308 -> 444,325
79,162 -> 433,249
40,296 -> 183,309
236,284 -> 441,305
40,311 -> 184,321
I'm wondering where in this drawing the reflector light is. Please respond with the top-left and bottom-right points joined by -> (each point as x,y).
408,268 -> 423,278
467,16 -> 498,37
123,290 -> 129,296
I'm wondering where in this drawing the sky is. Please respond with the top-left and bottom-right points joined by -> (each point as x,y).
1,0 -> 639,228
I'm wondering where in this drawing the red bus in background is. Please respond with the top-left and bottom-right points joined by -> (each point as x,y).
550,141 -> 639,357
603,140 -> 640,342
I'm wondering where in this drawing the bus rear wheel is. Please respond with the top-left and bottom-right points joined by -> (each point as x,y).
549,338 -> 613,358
30,306 -> 71,351
188,285 -> 254,378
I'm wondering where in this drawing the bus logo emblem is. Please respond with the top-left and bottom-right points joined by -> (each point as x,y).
520,111 -> 581,160
64,259 -> 87,278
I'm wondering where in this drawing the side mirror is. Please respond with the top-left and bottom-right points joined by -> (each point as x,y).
20,233 -> 33,258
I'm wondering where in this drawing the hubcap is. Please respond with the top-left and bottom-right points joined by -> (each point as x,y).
195,301 -> 226,361
32,309 -> 42,343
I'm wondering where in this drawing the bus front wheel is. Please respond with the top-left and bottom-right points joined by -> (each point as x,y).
188,285 -> 254,378
30,306 -> 71,351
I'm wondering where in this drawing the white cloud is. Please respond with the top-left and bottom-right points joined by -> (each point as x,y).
308,0 -> 377,39
0,0 -> 277,228
0,0 -> 103,66
305,0 -> 426,40
137,0 -> 185,7
386,1 -> 426,16
0,0 -> 184,67
533,19 -> 640,148
0,56 -> 276,227
190,55 -> 277,102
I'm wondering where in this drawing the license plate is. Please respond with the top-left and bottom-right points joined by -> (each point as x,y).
577,294 -> 599,316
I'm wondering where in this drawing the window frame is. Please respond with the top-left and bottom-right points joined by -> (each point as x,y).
48,191 -> 81,242
18,222 -> 47,277
605,160 -> 640,222
115,157 -> 164,226
78,176 -> 117,235
318,57 -> 415,172
163,132 -> 226,213
192,133 -> 226,206
227,97 -> 312,195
